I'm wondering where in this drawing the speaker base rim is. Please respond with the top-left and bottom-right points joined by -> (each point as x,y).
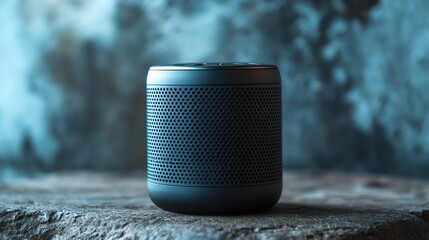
148,181 -> 282,215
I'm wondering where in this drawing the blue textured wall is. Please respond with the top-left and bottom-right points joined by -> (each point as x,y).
1,0 -> 429,180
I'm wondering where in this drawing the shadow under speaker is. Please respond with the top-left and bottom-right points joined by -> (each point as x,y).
146,62 -> 282,215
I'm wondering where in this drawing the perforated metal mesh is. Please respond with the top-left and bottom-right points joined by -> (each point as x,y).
147,85 -> 282,186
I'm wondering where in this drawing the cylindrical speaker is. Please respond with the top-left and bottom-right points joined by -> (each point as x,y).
146,62 -> 282,215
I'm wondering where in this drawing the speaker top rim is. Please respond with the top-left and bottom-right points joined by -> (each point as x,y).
147,62 -> 281,85
149,62 -> 277,71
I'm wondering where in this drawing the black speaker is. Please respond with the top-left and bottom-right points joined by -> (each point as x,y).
146,62 -> 282,215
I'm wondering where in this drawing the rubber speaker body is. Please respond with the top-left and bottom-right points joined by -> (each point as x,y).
146,63 -> 282,215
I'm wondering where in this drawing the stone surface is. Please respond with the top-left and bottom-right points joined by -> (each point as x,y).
1,171 -> 429,239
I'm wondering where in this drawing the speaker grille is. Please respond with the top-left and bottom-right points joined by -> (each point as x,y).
147,85 -> 282,187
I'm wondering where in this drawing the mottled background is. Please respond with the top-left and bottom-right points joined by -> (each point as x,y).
1,0 -> 428,180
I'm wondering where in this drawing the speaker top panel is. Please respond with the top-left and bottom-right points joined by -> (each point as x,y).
147,62 -> 281,85
150,62 -> 277,70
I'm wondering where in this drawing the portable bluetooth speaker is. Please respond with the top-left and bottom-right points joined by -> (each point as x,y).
146,62 -> 282,215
